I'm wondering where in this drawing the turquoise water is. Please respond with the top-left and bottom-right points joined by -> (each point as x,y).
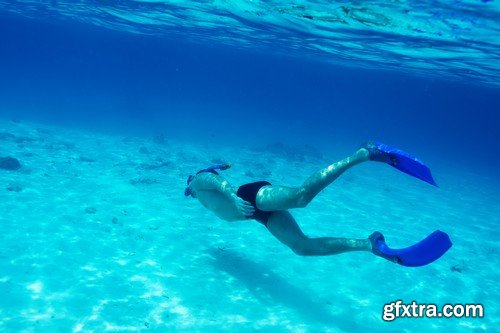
1,119 -> 498,332
0,1 -> 499,332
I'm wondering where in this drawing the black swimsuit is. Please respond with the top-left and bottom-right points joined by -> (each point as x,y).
236,181 -> 272,226
194,170 -> 272,226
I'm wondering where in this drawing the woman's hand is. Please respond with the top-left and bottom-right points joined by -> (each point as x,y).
232,194 -> 255,218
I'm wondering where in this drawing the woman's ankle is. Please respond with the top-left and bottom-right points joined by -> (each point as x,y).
354,148 -> 370,162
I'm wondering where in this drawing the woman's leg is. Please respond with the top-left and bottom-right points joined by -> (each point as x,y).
256,148 -> 370,211
266,211 -> 371,256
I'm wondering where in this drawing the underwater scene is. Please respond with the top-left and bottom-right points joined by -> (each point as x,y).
0,1 -> 499,332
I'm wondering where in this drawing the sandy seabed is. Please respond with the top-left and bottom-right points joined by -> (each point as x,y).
0,118 -> 498,332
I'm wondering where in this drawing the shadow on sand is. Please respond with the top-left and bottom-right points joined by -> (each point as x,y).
208,248 -> 370,331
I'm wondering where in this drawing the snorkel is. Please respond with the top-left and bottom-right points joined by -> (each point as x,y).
184,163 -> 232,197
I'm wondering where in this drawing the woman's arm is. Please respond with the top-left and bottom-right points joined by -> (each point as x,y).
190,173 -> 255,217
191,173 -> 237,200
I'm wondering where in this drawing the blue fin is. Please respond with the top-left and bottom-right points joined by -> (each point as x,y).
373,142 -> 438,186
371,230 -> 452,267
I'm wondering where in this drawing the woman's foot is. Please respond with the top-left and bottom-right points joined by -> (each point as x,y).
369,231 -> 402,264
361,141 -> 396,164
369,231 -> 385,254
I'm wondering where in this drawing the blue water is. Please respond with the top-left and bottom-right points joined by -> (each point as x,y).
0,1 -> 499,332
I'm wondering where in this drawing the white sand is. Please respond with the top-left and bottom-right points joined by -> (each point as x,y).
0,119 -> 497,332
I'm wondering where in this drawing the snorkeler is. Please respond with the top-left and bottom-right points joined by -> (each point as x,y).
184,142 -> 452,267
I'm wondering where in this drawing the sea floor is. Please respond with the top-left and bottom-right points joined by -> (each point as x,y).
0,118 -> 498,332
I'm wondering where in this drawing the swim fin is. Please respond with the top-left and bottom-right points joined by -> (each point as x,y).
365,141 -> 438,186
370,230 -> 452,267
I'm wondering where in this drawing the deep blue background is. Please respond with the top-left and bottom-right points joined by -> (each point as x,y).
1,11 -> 499,174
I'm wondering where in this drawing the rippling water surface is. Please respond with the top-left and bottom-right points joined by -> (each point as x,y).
1,0 -> 499,86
